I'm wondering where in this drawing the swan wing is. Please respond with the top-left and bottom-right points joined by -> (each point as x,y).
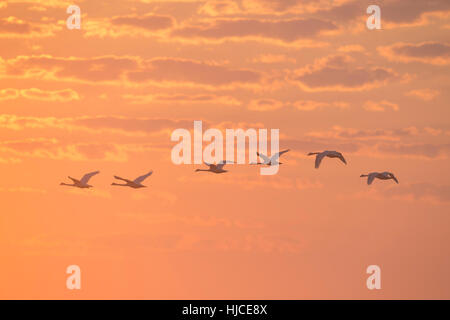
389,173 -> 399,184
68,176 -> 80,184
80,171 -> 100,184
134,171 -> 153,183
256,152 -> 271,164
216,161 -> 233,170
367,173 -> 377,185
276,149 -> 290,157
315,153 -> 326,169
337,152 -> 347,165
114,175 -> 133,183
270,149 -> 290,162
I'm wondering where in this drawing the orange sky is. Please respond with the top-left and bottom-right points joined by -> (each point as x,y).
1,0 -> 450,299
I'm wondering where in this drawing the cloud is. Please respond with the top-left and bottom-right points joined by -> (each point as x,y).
0,16 -> 60,38
0,138 -> 130,162
122,93 -> 241,105
0,89 -> 19,101
363,100 -> 399,112
405,89 -> 440,101
251,54 -> 296,64
379,0 -> 450,27
305,126 -> 422,141
171,17 -> 337,46
1,55 -> 139,83
319,0 -> 450,28
293,100 -> 348,111
337,44 -> 366,53
198,0 -> 242,16
292,55 -> 400,91
0,88 -> 80,102
240,0 -> 353,15
7,0 -> 78,8
377,143 -> 450,159
84,13 -> 175,38
127,57 -> 262,87
248,98 -> 283,111
378,42 -> 450,65
0,114 -> 199,138
247,99 -> 349,112
1,55 -> 263,88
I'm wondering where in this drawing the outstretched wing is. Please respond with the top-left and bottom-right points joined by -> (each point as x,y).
133,171 -> 153,184
337,152 -> 347,165
271,149 -> 290,162
114,175 -> 133,183
276,149 -> 290,157
256,152 -> 271,164
315,153 -> 326,169
389,173 -> 399,184
80,171 -> 100,184
68,176 -> 80,183
216,161 -> 233,170
367,173 -> 377,185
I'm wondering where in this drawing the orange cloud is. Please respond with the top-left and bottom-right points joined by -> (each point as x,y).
171,17 -> 337,46
292,54 -> 400,92
0,16 -> 61,38
127,57 -> 262,88
363,100 -> 399,112
248,99 -> 283,111
0,88 -> 79,102
123,93 -> 241,105
83,13 -> 175,38
0,88 -> 19,101
378,42 -> 450,65
198,1 -> 241,16
293,100 -> 348,111
405,89 -> 440,101
251,54 -> 296,64
1,55 -> 263,89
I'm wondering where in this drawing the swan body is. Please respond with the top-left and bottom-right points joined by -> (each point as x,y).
255,149 -> 290,166
360,172 -> 399,185
195,161 -> 232,174
60,171 -> 100,188
308,150 -> 347,169
112,171 -> 153,188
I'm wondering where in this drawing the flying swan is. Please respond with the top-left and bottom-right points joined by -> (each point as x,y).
195,161 -> 232,174
111,171 -> 153,188
60,171 -> 100,188
360,172 -> 399,185
307,150 -> 347,169
255,149 -> 290,166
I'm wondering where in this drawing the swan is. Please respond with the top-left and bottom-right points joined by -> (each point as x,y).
112,171 -> 153,188
60,171 -> 100,188
307,150 -> 347,169
360,172 -> 399,185
254,149 -> 290,166
195,161 -> 232,174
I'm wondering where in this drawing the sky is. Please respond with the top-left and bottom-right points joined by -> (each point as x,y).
0,0 -> 449,299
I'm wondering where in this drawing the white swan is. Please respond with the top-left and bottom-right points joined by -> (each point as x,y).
195,161 -> 232,174
360,172 -> 399,185
255,149 -> 290,166
60,171 -> 100,188
307,150 -> 347,169
112,171 -> 153,188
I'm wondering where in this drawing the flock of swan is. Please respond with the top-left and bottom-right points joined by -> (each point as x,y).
60,150 -> 399,188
